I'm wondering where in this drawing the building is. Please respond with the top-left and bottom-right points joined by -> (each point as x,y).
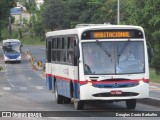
10,3 -> 29,25
35,0 -> 44,10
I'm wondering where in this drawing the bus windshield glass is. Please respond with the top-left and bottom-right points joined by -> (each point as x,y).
3,42 -> 21,54
82,41 -> 144,75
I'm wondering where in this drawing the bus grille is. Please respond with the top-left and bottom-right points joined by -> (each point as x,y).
92,83 -> 139,88
93,92 -> 139,97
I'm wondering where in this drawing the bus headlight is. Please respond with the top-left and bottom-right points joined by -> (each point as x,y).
87,82 -> 92,86
18,55 -> 21,60
4,56 -> 9,60
139,80 -> 144,85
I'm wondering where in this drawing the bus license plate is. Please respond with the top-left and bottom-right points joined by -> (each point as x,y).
111,90 -> 122,95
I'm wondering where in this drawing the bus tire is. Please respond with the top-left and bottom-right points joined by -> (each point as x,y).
55,81 -> 63,104
74,99 -> 84,110
126,99 -> 136,109
51,77 -> 55,93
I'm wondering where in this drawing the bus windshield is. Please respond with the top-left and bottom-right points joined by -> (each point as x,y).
82,41 -> 144,75
3,42 -> 21,54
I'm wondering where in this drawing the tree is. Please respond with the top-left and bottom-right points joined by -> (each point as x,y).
43,0 -> 107,30
24,0 -> 37,14
43,0 -> 70,30
20,0 -> 160,73
141,0 -> 160,73
0,0 -> 16,40
89,0 -> 117,24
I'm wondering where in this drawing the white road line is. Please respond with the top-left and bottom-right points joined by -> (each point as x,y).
36,86 -> 44,90
3,87 -> 11,90
6,79 -> 15,87
28,77 -> 32,80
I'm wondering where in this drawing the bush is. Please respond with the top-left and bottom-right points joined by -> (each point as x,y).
151,53 -> 160,75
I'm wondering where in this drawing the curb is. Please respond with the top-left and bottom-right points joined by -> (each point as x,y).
137,97 -> 160,108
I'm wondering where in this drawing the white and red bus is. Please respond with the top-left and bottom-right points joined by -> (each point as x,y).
2,39 -> 22,63
45,24 -> 149,110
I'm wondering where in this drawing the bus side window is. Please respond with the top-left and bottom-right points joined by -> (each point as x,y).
74,35 -> 79,66
70,36 -> 74,49
46,40 -> 48,49
60,37 -> 66,62
52,38 -> 57,62
46,40 -> 48,62
67,37 -> 70,49
67,37 -> 73,64
57,38 -> 61,62
68,51 -> 73,64
64,37 -> 67,62
52,50 -> 56,61
52,38 -> 55,49
62,37 -> 64,49
46,39 -> 52,62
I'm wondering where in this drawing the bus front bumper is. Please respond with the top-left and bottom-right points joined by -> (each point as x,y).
80,83 -> 149,101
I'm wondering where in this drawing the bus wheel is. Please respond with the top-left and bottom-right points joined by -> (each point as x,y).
126,99 -> 136,109
55,81 -> 63,104
74,99 -> 84,110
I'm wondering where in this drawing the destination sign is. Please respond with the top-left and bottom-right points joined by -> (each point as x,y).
82,29 -> 143,39
93,31 -> 131,38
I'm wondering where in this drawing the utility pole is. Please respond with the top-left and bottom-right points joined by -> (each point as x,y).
117,0 -> 120,25
9,16 -> 12,38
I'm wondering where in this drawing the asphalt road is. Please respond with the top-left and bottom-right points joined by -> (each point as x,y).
0,45 -> 160,119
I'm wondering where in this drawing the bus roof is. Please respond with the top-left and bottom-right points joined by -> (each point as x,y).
45,24 -> 144,38
3,39 -> 21,45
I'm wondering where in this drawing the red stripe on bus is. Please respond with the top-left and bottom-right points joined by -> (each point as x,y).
47,74 -> 77,82
79,79 -> 149,85
46,74 -> 149,85
46,74 -> 52,77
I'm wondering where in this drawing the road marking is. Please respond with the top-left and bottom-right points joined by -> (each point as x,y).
3,87 -> 11,90
6,79 -> 15,87
28,77 -> 32,80
35,86 -> 44,90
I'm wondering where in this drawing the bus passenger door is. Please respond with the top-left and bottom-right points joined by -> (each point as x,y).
72,36 -> 80,99
46,39 -> 52,90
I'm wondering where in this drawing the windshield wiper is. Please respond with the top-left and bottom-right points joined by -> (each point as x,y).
117,40 -> 130,64
96,40 -> 111,57
118,40 -> 130,57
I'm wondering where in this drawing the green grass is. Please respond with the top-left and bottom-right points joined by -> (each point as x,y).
20,36 -> 45,46
0,28 -> 45,46
150,68 -> 160,83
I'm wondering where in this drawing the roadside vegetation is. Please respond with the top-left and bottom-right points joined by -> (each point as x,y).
150,68 -> 160,83
1,26 -> 45,45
